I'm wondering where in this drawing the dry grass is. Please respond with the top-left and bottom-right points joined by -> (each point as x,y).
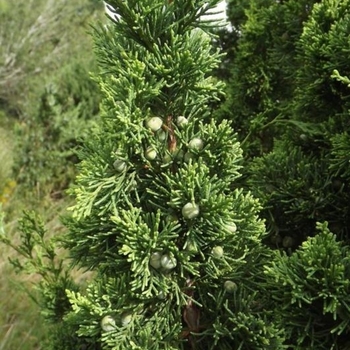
0,265 -> 46,350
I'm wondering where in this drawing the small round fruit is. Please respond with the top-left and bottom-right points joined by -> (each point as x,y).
224,221 -> 237,233
165,214 -> 178,223
150,252 -> 162,269
113,159 -> 127,172
121,313 -> 132,326
270,234 -> 282,245
160,254 -> 177,271
185,241 -> 198,253
282,236 -> 295,248
224,280 -> 237,293
176,116 -> 188,128
211,246 -> 224,258
188,137 -> 204,151
146,117 -> 163,132
157,291 -> 167,300
162,153 -> 172,164
157,129 -> 167,141
182,202 -> 200,219
184,152 -> 195,163
174,149 -> 184,160
101,315 -> 116,332
145,146 -> 157,160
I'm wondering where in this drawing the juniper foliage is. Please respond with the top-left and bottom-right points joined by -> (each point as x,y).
57,1 -> 277,348
247,0 -> 350,242
2,1 -> 350,349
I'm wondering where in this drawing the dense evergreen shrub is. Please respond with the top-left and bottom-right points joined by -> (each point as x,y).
215,0 -> 320,157
247,0 -> 350,243
265,222 -> 350,349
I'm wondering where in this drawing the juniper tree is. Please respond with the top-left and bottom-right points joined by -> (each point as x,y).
0,0 -> 282,348
265,222 -> 350,349
212,0 -> 350,243
248,0 -> 350,243
214,0 -> 320,157
216,0 -> 350,345
209,1 -> 350,348
52,1 -> 280,348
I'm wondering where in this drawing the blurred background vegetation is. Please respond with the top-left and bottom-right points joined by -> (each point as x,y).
0,0 -> 104,348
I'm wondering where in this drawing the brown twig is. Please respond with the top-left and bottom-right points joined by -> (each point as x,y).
181,278 -> 201,349
163,115 -> 177,153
